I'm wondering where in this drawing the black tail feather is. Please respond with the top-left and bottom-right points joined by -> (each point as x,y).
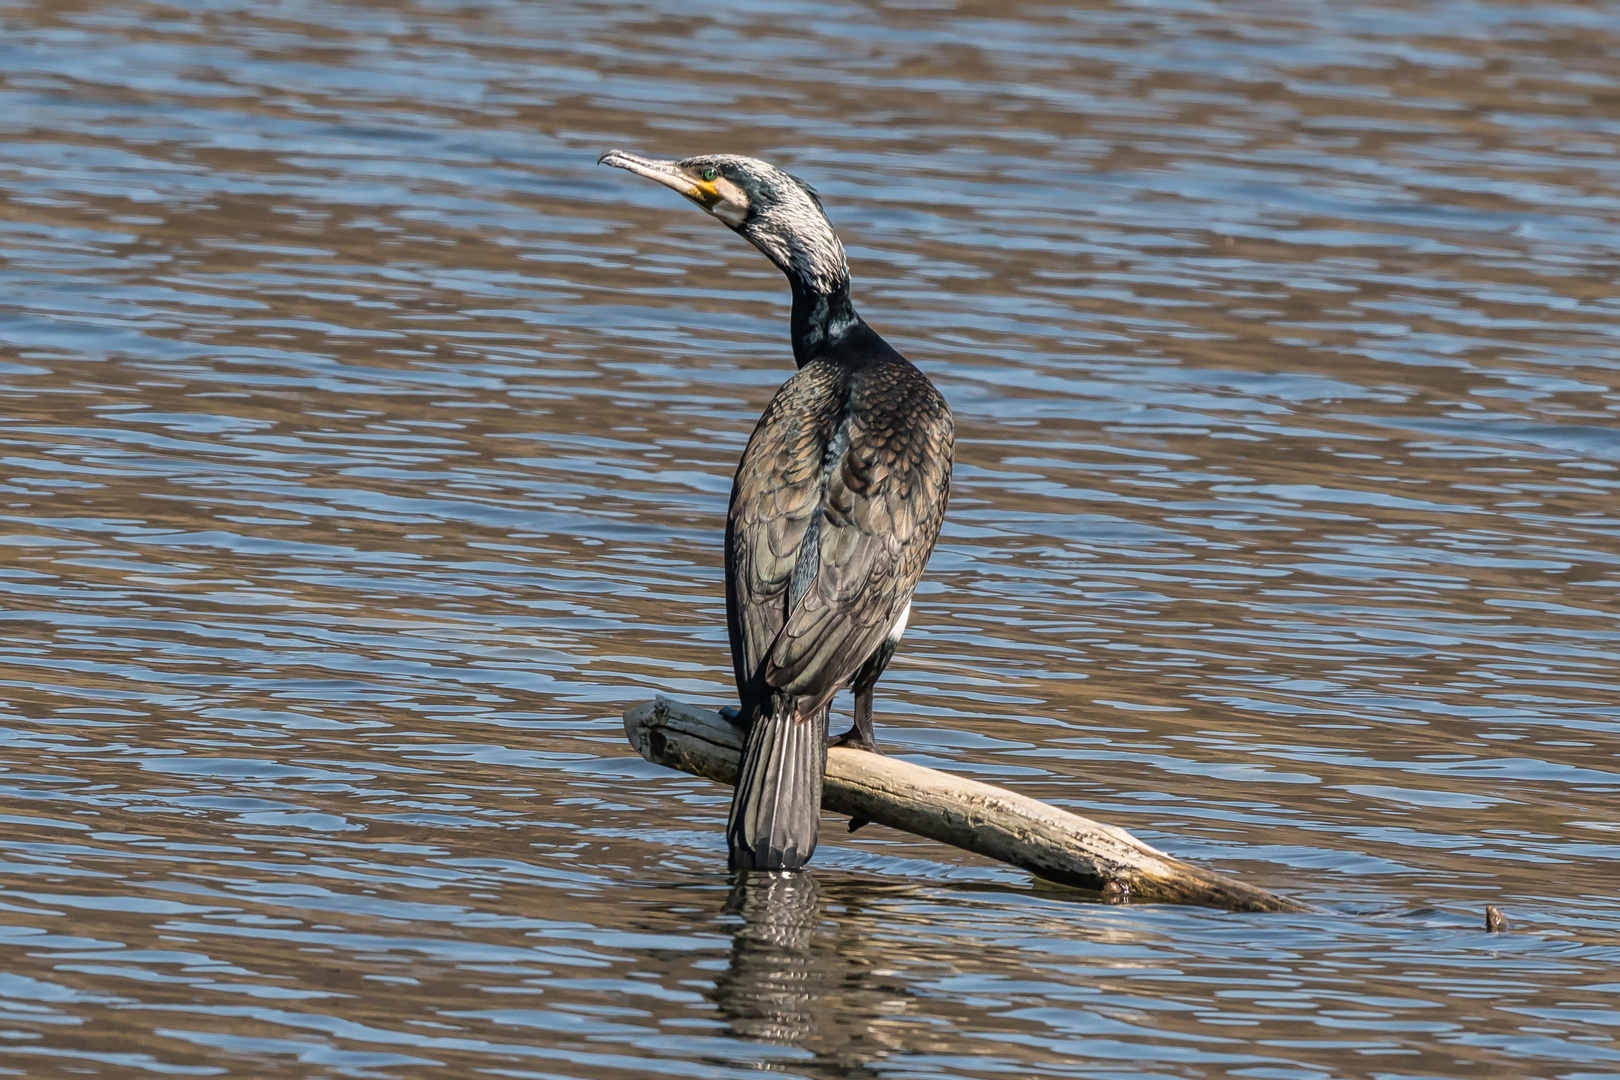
727,699 -> 828,870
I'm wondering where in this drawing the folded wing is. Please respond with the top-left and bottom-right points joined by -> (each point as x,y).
727,360 -> 953,715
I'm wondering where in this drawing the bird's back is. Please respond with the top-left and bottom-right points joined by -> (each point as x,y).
726,329 -> 953,719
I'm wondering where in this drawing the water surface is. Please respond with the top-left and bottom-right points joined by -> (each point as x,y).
0,1 -> 1617,1077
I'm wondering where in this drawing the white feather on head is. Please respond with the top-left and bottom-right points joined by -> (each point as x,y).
678,154 -> 850,294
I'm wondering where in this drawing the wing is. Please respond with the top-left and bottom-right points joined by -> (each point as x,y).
725,364 -> 846,702
761,360 -> 954,711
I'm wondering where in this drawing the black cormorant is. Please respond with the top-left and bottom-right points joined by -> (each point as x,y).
600,149 -> 954,870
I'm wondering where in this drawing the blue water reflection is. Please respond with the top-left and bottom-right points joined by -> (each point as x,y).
0,0 -> 1616,1076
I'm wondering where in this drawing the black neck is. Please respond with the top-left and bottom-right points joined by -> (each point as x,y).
788,279 -> 860,367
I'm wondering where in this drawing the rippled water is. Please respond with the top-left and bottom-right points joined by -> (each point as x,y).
0,0 -> 1617,1076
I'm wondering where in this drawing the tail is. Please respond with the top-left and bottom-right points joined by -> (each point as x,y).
726,697 -> 828,870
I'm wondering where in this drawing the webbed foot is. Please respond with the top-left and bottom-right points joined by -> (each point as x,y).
828,728 -> 881,754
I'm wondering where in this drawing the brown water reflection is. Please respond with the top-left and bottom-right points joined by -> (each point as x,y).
0,0 -> 1617,1077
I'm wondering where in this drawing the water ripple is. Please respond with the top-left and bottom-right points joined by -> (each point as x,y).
0,0 -> 1616,1076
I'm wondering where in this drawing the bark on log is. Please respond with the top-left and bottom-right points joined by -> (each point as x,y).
624,696 -> 1315,914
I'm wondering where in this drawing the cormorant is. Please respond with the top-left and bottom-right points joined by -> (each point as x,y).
600,149 -> 954,870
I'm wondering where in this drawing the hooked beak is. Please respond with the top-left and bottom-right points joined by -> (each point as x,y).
598,149 -> 720,211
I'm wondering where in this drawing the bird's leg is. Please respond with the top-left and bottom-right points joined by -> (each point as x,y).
830,685 -> 880,753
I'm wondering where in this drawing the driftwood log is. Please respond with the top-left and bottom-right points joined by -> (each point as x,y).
625,697 -> 1313,913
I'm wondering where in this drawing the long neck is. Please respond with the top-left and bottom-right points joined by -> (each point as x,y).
788,277 -> 860,367
739,204 -> 857,366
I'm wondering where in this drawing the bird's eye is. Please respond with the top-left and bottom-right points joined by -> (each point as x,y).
702,167 -> 718,182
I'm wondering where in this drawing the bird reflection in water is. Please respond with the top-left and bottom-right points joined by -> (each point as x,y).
714,870 -> 828,1045
712,873 -> 916,1069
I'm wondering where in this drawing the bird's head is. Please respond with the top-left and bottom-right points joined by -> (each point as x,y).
598,149 -> 849,295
